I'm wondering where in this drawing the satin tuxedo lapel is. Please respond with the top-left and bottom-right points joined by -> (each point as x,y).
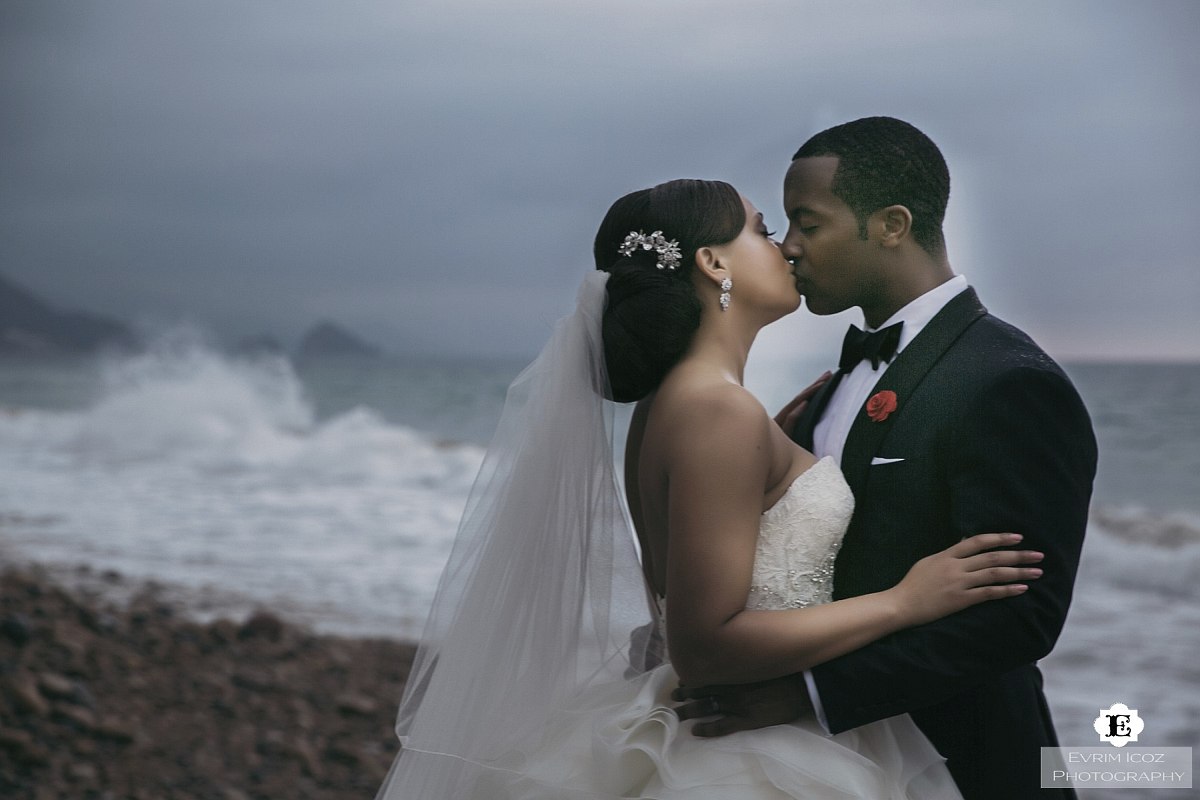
838,288 -> 988,496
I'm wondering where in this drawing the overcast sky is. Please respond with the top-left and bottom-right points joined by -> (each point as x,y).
2,0 -> 1197,362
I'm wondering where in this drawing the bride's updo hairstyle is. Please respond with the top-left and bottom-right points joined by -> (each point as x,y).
593,179 -> 745,402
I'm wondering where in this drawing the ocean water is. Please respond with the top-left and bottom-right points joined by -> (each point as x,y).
0,336 -> 1196,794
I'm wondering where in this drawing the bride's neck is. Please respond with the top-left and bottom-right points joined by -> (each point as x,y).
681,316 -> 758,386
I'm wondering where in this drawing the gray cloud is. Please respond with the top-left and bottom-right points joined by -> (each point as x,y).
2,0 -> 1197,360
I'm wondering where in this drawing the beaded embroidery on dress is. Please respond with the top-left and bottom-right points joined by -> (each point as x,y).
748,456 -> 851,611
488,455 -> 963,799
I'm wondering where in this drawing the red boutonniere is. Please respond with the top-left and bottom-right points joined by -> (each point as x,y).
866,390 -> 898,422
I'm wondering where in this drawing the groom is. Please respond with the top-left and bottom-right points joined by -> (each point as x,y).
676,117 -> 1097,799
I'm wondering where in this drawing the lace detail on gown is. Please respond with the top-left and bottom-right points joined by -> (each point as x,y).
747,456 -> 852,611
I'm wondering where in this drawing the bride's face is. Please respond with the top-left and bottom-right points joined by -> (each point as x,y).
710,196 -> 800,318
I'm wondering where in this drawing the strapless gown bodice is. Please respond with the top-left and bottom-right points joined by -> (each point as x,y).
747,455 -> 853,611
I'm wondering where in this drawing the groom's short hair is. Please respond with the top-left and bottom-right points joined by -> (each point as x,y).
793,117 -> 949,255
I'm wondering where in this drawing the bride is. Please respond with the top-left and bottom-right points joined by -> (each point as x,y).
376,179 -> 1043,798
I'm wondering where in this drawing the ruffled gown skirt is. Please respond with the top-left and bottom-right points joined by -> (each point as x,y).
394,662 -> 962,799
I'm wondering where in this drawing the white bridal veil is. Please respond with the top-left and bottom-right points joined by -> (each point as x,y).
376,271 -> 656,798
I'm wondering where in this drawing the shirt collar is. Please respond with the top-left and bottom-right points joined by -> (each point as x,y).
867,274 -> 969,354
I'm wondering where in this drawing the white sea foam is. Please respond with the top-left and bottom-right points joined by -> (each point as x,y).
0,337 -> 483,638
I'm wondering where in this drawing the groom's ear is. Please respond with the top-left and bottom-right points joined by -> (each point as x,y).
873,205 -> 913,248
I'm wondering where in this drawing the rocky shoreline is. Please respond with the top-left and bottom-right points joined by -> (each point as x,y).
0,564 -> 417,799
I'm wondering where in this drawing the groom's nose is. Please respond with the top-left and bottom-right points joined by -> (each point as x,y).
780,228 -> 803,261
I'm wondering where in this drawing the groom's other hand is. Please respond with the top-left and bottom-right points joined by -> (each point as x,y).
774,371 -> 833,433
672,674 -> 813,737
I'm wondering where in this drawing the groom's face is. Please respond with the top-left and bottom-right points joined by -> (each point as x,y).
781,156 -> 875,316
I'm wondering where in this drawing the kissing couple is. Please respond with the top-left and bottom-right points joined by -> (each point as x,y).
377,116 -> 1098,799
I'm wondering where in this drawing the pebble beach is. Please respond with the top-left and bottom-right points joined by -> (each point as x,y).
0,564 -> 415,800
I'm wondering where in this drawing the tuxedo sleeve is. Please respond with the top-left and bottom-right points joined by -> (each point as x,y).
810,364 -> 1097,732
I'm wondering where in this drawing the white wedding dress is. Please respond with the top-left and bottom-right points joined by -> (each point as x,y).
378,274 -> 962,799
480,456 -> 963,799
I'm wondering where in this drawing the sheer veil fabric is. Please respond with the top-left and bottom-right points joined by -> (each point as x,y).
376,271 -> 657,798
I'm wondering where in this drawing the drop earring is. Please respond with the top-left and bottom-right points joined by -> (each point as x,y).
719,277 -> 733,311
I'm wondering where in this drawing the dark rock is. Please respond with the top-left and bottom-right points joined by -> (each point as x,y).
238,611 -> 285,642
296,321 -> 382,361
71,683 -> 98,709
231,667 -> 278,693
207,618 -> 239,644
0,727 -> 33,752
53,702 -> 97,731
36,672 -> 78,700
0,271 -> 138,356
0,726 -> 49,766
335,693 -> 378,717
325,740 -> 362,767
67,762 -> 98,782
327,647 -> 353,669
51,619 -> 94,661
7,672 -> 50,716
22,579 -> 43,599
290,697 -> 316,733
283,738 -> 322,779
93,716 -> 135,744
1,612 -> 34,644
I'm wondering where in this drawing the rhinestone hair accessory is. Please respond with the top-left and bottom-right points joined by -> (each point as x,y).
617,230 -> 683,271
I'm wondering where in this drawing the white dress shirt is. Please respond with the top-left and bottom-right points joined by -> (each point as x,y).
805,274 -> 970,732
813,275 -> 969,466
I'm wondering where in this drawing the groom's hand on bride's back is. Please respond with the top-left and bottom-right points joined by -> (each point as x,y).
671,674 -> 813,737
774,371 -> 833,433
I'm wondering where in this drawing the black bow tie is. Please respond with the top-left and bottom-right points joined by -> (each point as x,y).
839,322 -> 903,371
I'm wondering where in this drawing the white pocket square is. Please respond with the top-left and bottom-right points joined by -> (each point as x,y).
870,457 -> 906,465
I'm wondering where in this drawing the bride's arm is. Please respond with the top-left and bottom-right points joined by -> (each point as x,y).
663,386 -> 1039,687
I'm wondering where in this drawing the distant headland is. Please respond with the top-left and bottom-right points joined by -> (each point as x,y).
0,272 -> 383,362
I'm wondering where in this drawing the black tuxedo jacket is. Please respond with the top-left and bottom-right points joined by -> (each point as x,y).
791,288 -> 1097,800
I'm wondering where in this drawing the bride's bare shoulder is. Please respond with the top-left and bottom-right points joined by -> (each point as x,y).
649,372 -> 772,452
